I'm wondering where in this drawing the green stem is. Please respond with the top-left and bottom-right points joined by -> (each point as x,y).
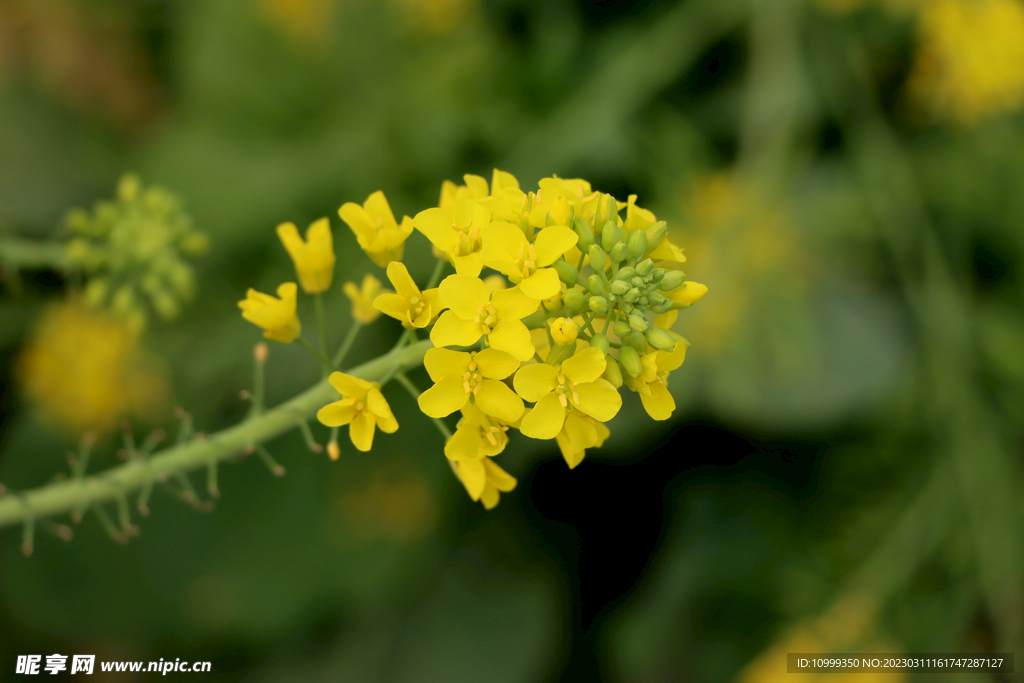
425,257 -> 449,290
0,236 -> 72,270
0,340 -> 433,530
297,337 -> 336,372
332,323 -> 363,367
314,293 -> 330,378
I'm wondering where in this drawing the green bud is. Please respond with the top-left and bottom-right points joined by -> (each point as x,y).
624,330 -> 648,353
601,222 -> 622,253
653,301 -> 673,314
635,259 -> 653,277
609,243 -> 627,263
590,333 -> 610,354
650,267 -> 666,283
179,232 -> 210,256
587,275 -> 607,297
588,244 -> 607,272
544,293 -> 565,313
646,328 -> 675,351
613,320 -> 631,338
546,342 -> 577,366
601,193 -> 620,228
602,357 -> 623,387
563,288 -> 586,312
648,291 -> 665,305
628,314 -> 648,332
589,296 -> 608,314
624,287 -> 641,303
152,291 -> 180,320
112,284 -> 136,315
609,280 -> 629,296
84,277 -> 109,307
518,215 -> 532,239
639,296 -> 649,306
618,346 -> 642,378
620,302 -> 634,315
573,216 -> 595,252
645,221 -> 667,251
659,271 -> 685,291
616,266 -> 636,281
626,229 -> 647,260
554,260 -> 579,287
631,276 -> 644,288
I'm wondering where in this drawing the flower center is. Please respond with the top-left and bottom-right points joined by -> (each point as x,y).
554,373 -> 580,409
514,242 -> 539,280
473,302 -> 498,335
407,293 -> 427,317
462,360 -> 482,397
451,220 -> 483,257
480,421 -> 509,446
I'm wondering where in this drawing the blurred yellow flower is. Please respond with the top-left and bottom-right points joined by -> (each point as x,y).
908,0 -> 1024,123
338,191 -> 414,268
444,404 -> 511,461
317,372 -> 398,452
373,261 -> 443,328
514,347 -> 621,439
430,274 -> 539,360
238,282 -> 301,343
343,274 -> 387,324
276,218 -> 335,294
481,223 -> 578,300
452,456 -> 516,509
17,300 -> 169,435
417,347 -> 523,422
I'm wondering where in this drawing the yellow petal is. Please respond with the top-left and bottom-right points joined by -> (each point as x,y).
317,400 -> 357,426
423,288 -> 445,319
349,412 -> 376,451
492,286 -> 539,320
367,388 -> 397,427
451,251 -> 483,277
474,348 -> 520,379
519,392 -> 566,439
430,311 -> 482,348
563,410 -> 599,454
487,319 -> 534,361
556,431 -> 585,469
414,207 -> 458,251
483,458 -> 517,491
364,191 -> 398,231
455,459 -> 486,500
423,348 -> 467,382
374,293 -> 409,321
338,203 -> 376,245
480,487 -> 500,509
476,379 -> 525,422
561,347 -> 606,384
658,342 -> 687,374
491,168 -> 520,192
386,261 -> 419,298
463,174 -> 489,198
445,422 -> 482,461
418,375 -> 469,417
640,382 -> 675,420
518,268 -> 561,300
573,379 -> 622,422
276,222 -> 304,257
533,226 -> 578,266
438,274 -> 488,319
513,363 -> 559,402
328,371 -> 372,398
481,221 -> 526,262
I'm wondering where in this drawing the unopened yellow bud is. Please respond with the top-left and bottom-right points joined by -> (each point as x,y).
549,317 -> 579,345
327,441 -> 341,461
343,274 -> 385,324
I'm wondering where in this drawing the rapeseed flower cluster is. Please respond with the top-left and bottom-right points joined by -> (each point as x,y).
239,171 -> 705,509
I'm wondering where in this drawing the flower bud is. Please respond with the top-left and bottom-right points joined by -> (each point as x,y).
563,288 -> 585,311
628,314 -> 648,332
613,320 -> 631,338
648,291 -> 665,305
635,259 -> 653,277
645,221 -> 667,250
609,243 -> 627,263
639,296 -> 649,306
618,346 -> 642,378
653,300 -> 673,314
601,193 -> 619,228
601,222 -> 622,253
587,275 -> 607,297
624,287 -> 640,303
609,280 -> 629,296
589,333 -> 610,354
602,356 -> 623,387
588,244 -> 607,272
624,330 -> 648,353
650,267 -> 666,283
631,276 -> 644,289
573,216 -> 595,252
544,292 -> 564,313
659,271 -> 685,291
549,317 -> 579,345
554,260 -> 579,287
589,296 -> 608,314
646,328 -> 675,351
616,266 -> 636,281
626,229 -> 647,260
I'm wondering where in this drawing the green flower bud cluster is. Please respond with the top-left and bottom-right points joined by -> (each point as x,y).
66,174 -> 207,330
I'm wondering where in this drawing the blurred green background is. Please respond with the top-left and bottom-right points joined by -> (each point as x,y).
1,0 -> 1023,680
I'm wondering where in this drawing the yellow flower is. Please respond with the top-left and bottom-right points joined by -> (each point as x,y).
417,347 -> 524,422
627,341 -> 688,420
343,274 -> 387,324
452,457 -> 517,509
413,199 -> 491,276
513,347 -> 622,439
671,281 -> 708,306
549,317 -> 578,345
444,404 -> 511,461
478,169 -> 530,224
238,282 -> 301,343
480,222 -> 578,300
439,173 -> 489,213
537,176 -> 599,217
276,217 -> 336,294
373,262 -> 444,328
338,191 -> 414,267
16,300 -> 169,435
317,372 -> 398,452
430,274 -> 539,360
555,409 -> 610,469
